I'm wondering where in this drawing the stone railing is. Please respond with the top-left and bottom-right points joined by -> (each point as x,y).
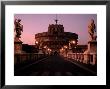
66,53 -> 97,65
67,53 -> 84,62
14,53 -> 46,64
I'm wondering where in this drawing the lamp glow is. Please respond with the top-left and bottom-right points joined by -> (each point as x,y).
72,40 -> 76,44
35,41 -> 38,44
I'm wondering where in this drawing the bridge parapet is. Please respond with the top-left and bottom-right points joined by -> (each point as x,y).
14,53 -> 46,64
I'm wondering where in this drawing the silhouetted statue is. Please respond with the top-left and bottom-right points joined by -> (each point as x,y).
88,19 -> 96,41
14,19 -> 23,38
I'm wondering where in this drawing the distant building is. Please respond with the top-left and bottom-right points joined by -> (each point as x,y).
35,19 -> 78,54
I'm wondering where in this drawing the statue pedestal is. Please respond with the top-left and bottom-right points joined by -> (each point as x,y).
88,40 -> 97,52
83,40 -> 97,65
14,37 -> 23,54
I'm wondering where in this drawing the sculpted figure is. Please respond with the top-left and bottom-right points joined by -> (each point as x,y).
88,19 -> 96,40
14,19 -> 23,38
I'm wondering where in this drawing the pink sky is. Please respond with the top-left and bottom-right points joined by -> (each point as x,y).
14,14 -> 97,45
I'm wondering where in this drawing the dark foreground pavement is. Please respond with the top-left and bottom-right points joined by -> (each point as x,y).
14,55 -> 96,76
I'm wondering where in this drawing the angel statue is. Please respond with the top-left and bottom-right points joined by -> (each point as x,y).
14,19 -> 23,38
88,19 -> 96,41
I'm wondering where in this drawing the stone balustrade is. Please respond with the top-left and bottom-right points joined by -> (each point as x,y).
66,53 -> 97,65
67,53 -> 84,62
14,53 -> 46,64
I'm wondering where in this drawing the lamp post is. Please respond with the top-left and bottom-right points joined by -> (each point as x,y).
69,40 -> 76,53
64,45 -> 68,57
35,41 -> 39,53
35,41 -> 38,44
60,48 -> 64,56
47,48 -> 52,55
74,46 -> 77,60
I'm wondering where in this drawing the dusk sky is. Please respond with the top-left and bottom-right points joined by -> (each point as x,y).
14,14 -> 97,45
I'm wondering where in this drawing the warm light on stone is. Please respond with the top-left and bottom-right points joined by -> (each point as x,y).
44,46 -> 47,48
64,46 -> 68,49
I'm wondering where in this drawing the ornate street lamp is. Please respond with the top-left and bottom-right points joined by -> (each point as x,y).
35,41 -> 39,53
47,48 -> 52,55
71,40 -> 76,44
69,40 -> 76,52
63,45 -> 68,57
35,41 -> 39,44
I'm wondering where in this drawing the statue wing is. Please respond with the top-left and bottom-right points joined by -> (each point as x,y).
94,24 -> 96,32
14,19 -> 17,32
14,19 -> 17,25
21,25 -> 23,32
